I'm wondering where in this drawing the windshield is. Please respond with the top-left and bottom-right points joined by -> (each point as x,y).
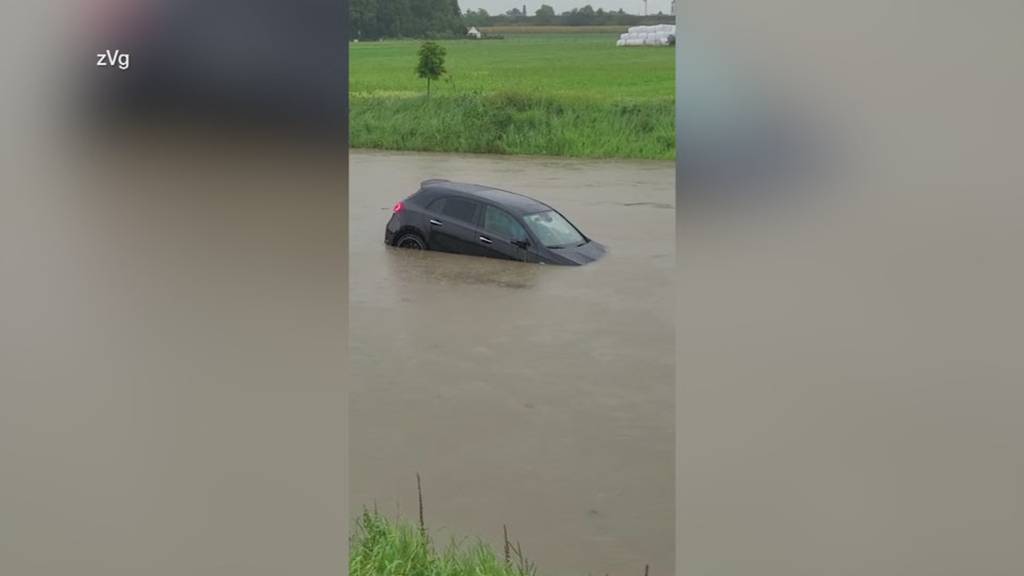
522,210 -> 585,248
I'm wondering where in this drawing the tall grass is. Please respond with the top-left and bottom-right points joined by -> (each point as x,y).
350,91 -> 675,160
350,509 -> 538,576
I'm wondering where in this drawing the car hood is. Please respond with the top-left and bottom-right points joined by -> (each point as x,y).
545,240 -> 607,265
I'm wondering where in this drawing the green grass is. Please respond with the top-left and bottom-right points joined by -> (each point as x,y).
350,33 -> 675,160
350,510 -> 538,576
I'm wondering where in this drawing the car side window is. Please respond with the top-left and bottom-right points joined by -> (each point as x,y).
426,197 -> 446,213
484,205 -> 528,241
439,197 -> 479,224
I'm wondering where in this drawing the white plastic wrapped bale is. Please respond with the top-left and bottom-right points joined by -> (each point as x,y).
616,24 -> 676,47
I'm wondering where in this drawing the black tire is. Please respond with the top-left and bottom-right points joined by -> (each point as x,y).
394,231 -> 427,250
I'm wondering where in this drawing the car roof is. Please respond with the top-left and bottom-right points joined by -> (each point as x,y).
418,180 -> 552,216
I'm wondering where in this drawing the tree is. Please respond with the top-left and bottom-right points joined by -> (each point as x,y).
376,0 -> 412,38
415,41 -> 447,97
463,8 -> 490,27
351,0 -> 379,39
351,0 -> 467,40
535,4 -> 555,23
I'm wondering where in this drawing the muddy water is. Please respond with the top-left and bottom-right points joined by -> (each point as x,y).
349,150 -> 675,575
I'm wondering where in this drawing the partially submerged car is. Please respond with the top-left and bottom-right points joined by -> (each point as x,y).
385,180 -> 606,265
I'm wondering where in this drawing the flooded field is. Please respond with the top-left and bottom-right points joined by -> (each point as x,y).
349,150 -> 675,575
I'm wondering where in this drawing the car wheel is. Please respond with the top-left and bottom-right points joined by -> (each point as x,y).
395,232 -> 426,250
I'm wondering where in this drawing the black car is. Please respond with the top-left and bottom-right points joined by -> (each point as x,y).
385,180 -> 606,265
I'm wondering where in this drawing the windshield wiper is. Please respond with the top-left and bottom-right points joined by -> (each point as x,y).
548,241 -> 586,249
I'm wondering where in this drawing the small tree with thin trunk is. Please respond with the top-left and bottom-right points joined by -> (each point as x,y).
415,41 -> 447,97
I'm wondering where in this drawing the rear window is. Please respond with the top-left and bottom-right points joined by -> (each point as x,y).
438,197 -> 479,224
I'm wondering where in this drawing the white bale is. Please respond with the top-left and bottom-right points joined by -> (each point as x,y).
616,39 -> 625,47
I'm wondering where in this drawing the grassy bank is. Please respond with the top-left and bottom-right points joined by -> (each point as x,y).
350,33 -> 675,160
351,92 -> 674,159
350,510 -> 537,576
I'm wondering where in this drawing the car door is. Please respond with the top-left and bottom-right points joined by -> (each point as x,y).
479,205 -> 539,263
424,197 -> 485,256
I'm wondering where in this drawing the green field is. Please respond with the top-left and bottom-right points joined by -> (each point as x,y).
350,33 -> 675,160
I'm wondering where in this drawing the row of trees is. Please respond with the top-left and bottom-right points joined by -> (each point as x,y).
464,5 -> 675,28
351,1 -> 675,40
351,0 -> 466,40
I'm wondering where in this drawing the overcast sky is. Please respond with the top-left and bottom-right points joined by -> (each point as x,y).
462,1 -> 675,16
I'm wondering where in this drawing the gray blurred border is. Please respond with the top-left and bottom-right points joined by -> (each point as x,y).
1,2 -> 349,575
677,2 -> 1023,574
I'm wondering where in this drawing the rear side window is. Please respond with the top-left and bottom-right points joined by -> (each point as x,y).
484,206 -> 528,241
438,197 -> 479,224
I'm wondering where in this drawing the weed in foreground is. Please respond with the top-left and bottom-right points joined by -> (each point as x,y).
350,509 -> 538,576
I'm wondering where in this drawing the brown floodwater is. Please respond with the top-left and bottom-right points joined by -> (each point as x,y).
349,150 -> 675,576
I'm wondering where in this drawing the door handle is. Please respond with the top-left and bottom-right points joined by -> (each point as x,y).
479,236 -> 493,244
429,219 -> 443,226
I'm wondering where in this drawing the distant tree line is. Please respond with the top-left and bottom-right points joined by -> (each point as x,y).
351,1 -> 675,40
464,4 -> 675,28
351,0 -> 466,40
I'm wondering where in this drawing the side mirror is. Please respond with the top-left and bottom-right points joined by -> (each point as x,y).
511,239 -> 530,250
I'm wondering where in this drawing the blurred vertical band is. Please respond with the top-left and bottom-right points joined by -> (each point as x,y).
2,2 -> 349,576
677,3 -> 1023,575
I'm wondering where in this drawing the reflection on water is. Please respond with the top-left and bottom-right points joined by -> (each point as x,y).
350,150 -> 674,576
